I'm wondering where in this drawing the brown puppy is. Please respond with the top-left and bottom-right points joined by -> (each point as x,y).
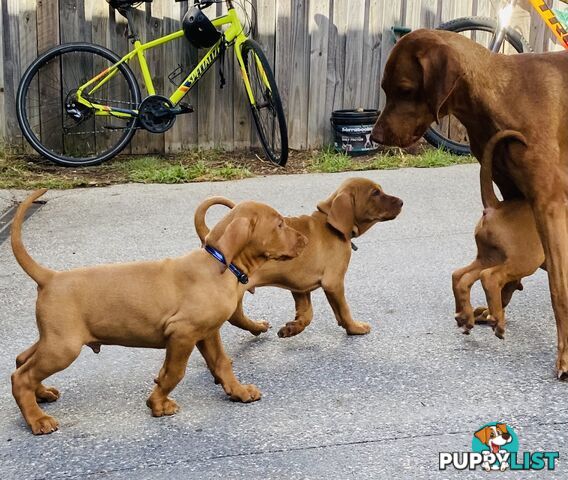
371,29 -> 568,378
11,190 -> 307,435
452,130 -> 544,339
194,178 -> 403,338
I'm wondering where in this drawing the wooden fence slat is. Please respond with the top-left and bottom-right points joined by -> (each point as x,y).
361,0 -> 382,111
329,0 -> 348,112
343,0 -> 366,109
2,0 -> 22,147
19,0 -> 38,153
0,0 -> 4,140
232,1 -> 253,150
307,0 -> 331,147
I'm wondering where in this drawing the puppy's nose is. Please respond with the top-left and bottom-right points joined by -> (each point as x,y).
502,433 -> 510,440
396,198 -> 403,208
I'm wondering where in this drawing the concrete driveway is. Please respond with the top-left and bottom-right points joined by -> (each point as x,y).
0,166 -> 565,479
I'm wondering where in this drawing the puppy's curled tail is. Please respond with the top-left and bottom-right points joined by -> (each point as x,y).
481,130 -> 527,209
11,189 -> 54,286
194,196 -> 235,244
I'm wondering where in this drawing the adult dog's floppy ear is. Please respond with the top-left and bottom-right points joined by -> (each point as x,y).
417,42 -> 463,122
317,192 -> 356,239
474,427 -> 491,445
205,217 -> 252,268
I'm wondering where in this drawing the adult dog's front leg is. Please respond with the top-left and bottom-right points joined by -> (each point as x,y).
147,335 -> 195,417
197,330 -> 261,402
278,292 -> 313,338
228,297 -> 270,336
532,199 -> 568,379
323,284 -> 370,335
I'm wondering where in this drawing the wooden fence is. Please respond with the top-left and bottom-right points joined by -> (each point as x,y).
0,0 -> 564,153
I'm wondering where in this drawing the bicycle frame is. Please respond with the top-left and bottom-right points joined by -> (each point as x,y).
491,0 -> 568,52
76,6 -> 256,119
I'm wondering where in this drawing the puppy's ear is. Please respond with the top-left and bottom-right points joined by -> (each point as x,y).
206,217 -> 252,268
417,43 -> 463,122
317,192 -> 356,239
474,427 -> 490,445
497,423 -> 508,434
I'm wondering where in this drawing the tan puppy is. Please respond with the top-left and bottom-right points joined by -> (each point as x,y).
453,131 -> 544,339
194,178 -> 403,338
11,190 -> 307,435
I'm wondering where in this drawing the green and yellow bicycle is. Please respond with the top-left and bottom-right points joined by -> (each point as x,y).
16,0 -> 288,167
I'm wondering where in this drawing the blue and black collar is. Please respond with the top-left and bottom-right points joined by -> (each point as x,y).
205,245 -> 249,285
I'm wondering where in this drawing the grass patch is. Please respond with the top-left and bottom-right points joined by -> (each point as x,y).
125,157 -> 252,184
0,145 -> 475,190
309,147 -> 475,173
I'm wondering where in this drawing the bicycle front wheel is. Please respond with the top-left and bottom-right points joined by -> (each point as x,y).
17,43 -> 141,167
423,17 -> 530,156
241,39 -> 288,166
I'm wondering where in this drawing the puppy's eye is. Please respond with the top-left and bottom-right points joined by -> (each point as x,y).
372,189 -> 382,197
490,432 -> 496,438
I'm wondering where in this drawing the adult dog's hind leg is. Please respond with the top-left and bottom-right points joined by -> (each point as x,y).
228,297 -> 270,336
197,330 -> 261,403
16,342 -> 60,403
278,292 -> 314,338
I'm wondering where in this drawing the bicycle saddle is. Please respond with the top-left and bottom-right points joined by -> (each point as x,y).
106,0 -> 152,10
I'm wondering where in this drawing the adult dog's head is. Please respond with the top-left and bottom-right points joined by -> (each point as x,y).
317,177 -> 403,239
205,201 -> 308,267
371,29 -> 469,147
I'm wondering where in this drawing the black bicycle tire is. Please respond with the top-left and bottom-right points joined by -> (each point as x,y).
422,17 -> 530,156
17,42 -> 141,167
241,39 -> 289,166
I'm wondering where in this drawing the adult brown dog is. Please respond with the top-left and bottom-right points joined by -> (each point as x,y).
452,130 -> 544,339
371,29 -> 568,379
11,190 -> 307,435
194,178 -> 403,338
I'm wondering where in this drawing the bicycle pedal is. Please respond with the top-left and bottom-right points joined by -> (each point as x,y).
172,103 -> 194,115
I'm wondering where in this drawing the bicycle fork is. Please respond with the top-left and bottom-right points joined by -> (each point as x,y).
489,0 -> 518,52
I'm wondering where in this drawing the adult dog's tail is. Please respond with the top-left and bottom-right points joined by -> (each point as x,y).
481,130 -> 527,209
194,196 -> 235,244
11,189 -> 54,286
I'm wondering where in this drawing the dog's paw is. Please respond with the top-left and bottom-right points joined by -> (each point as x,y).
36,385 -> 60,403
278,321 -> 305,338
30,414 -> 59,435
345,321 -> 371,336
492,319 -> 505,340
147,397 -> 180,417
455,312 -> 470,328
249,320 -> 270,336
229,384 -> 262,403
500,462 -> 509,471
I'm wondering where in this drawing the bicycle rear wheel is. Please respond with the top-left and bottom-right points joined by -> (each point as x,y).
17,43 -> 141,167
423,17 -> 530,156
241,39 -> 288,166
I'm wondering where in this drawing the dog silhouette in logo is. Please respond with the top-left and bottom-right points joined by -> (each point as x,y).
475,423 -> 513,471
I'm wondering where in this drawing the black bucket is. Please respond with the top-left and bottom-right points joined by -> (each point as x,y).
331,109 -> 380,156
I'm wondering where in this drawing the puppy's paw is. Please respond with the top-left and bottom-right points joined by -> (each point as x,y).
249,320 -> 270,336
229,384 -> 262,403
36,385 -> 60,403
278,321 -> 305,338
345,321 -> 371,336
455,312 -> 469,328
30,414 -> 59,435
147,397 -> 180,417
493,325 -> 505,340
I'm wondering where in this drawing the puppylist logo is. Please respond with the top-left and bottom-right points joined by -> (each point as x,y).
439,422 -> 559,472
